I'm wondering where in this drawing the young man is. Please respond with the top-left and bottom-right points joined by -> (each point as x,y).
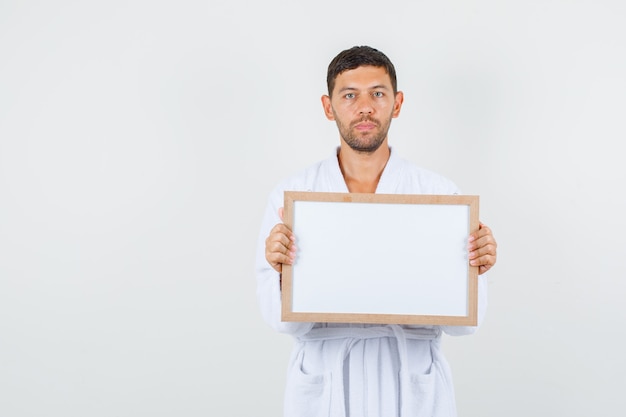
255,45 -> 497,417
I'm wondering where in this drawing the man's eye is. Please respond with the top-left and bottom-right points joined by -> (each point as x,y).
345,93 -> 355,99
373,91 -> 384,97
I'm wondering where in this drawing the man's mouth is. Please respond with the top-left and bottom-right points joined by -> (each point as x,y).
353,119 -> 378,131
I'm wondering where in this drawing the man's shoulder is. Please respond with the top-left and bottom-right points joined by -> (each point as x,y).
399,157 -> 452,181
270,155 -> 336,194
391,153 -> 460,194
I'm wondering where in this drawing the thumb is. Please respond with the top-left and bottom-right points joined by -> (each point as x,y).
278,207 -> 284,221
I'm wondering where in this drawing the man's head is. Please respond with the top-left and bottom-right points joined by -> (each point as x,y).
322,46 -> 403,154
326,46 -> 398,98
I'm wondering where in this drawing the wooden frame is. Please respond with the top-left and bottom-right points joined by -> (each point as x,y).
281,191 -> 479,326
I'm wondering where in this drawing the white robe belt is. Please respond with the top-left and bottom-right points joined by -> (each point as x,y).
297,325 -> 441,342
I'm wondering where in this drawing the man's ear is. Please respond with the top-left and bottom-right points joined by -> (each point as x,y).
321,95 -> 335,121
392,91 -> 404,118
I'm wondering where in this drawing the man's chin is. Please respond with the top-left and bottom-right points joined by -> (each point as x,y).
347,140 -> 385,153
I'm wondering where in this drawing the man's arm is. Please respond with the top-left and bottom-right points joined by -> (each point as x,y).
255,192 -> 314,337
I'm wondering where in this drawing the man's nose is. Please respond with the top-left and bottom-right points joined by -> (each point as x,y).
357,95 -> 374,114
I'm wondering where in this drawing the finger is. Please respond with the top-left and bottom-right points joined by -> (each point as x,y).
469,250 -> 496,265
268,225 -> 295,247
265,234 -> 296,259
478,263 -> 493,275
270,222 -> 293,238
469,223 -> 492,240
266,250 -> 296,273
469,250 -> 497,277
468,239 -> 497,259
468,228 -> 497,252
265,245 -> 296,273
469,251 -> 496,275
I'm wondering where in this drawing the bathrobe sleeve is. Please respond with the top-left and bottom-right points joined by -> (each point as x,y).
255,182 -> 315,337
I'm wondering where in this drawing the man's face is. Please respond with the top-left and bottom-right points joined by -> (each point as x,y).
322,65 -> 403,153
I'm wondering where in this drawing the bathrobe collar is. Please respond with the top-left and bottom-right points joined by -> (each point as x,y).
327,146 -> 402,194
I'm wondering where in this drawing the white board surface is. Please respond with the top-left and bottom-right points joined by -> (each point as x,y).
281,192 -> 479,325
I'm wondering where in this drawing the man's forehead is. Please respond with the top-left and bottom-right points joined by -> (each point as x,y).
334,65 -> 392,89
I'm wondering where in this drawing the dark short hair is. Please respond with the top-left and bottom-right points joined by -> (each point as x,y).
326,45 -> 397,97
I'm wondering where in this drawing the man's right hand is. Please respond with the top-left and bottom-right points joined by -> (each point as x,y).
264,208 -> 296,274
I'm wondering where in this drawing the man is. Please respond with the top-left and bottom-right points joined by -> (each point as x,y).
255,45 -> 497,417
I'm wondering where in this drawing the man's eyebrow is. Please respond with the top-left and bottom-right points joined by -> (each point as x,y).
337,85 -> 391,93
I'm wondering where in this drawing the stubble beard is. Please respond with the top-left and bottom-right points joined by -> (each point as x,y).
334,113 -> 393,154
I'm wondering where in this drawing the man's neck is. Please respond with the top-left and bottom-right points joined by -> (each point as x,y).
337,143 -> 391,193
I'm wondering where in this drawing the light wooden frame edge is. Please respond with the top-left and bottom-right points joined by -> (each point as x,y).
281,191 -> 479,326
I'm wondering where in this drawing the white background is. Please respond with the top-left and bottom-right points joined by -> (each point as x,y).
1,1 -> 624,416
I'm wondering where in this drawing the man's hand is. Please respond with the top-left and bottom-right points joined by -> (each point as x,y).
468,222 -> 498,275
264,208 -> 296,274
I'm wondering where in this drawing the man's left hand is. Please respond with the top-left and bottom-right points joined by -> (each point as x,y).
468,222 -> 498,275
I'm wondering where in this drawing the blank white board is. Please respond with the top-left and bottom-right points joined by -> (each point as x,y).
281,192 -> 479,326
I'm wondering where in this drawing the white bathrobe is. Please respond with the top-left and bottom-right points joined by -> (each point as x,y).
255,147 -> 488,417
